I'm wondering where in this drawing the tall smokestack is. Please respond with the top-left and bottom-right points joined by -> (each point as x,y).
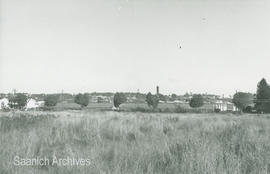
156,86 -> 159,95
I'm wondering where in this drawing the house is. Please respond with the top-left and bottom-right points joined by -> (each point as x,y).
214,100 -> 238,112
90,95 -> 112,103
26,98 -> 44,110
0,98 -> 9,110
167,100 -> 186,104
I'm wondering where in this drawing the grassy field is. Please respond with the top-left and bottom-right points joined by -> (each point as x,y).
0,111 -> 270,174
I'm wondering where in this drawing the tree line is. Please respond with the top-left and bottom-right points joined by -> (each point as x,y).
3,78 -> 270,113
4,91 -> 204,111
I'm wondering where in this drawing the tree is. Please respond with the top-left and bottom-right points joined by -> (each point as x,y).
158,94 -> 167,102
97,97 -> 103,103
113,92 -> 127,108
232,92 -> 254,111
8,93 -> 27,109
146,92 -> 159,109
74,93 -> 89,108
135,93 -> 146,103
189,94 -> 204,108
170,94 -> 177,101
255,78 -> 270,113
44,94 -> 59,107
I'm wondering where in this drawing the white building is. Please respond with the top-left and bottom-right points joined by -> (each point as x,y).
214,100 -> 238,112
0,98 -> 9,110
167,100 -> 186,104
26,98 -> 44,110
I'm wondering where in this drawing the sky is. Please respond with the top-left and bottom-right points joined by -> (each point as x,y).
0,0 -> 270,95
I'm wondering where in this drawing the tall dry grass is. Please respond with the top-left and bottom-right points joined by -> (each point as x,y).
0,111 -> 270,174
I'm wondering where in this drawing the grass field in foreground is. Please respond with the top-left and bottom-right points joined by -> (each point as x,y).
0,111 -> 270,174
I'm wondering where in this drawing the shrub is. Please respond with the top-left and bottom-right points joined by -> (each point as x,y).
243,106 -> 253,113
113,93 -> 127,108
170,94 -> 177,101
189,94 -> 204,108
8,93 -> 27,109
44,94 -> 59,107
214,108 -> 221,113
40,106 -> 55,111
233,92 -> 254,111
175,105 -> 187,113
146,92 -> 159,109
163,108 -> 171,113
131,107 -> 150,112
74,93 -> 89,108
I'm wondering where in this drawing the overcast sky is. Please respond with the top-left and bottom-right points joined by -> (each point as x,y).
0,0 -> 270,95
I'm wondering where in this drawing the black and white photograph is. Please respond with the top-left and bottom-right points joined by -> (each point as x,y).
0,0 -> 270,173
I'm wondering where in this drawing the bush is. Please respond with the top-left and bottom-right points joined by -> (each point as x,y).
175,105 -> 187,113
243,106 -> 253,113
214,108 -> 221,113
8,93 -> 27,109
113,93 -> 127,108
40,106 -> 53,111
233,92 -> 254,111
189,94 -> 204,108
163,108 -> 171,113
131,107 -> 150,113
74,93 -> 89,108
146,92 -> 159,109
44,94 -> 59,107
